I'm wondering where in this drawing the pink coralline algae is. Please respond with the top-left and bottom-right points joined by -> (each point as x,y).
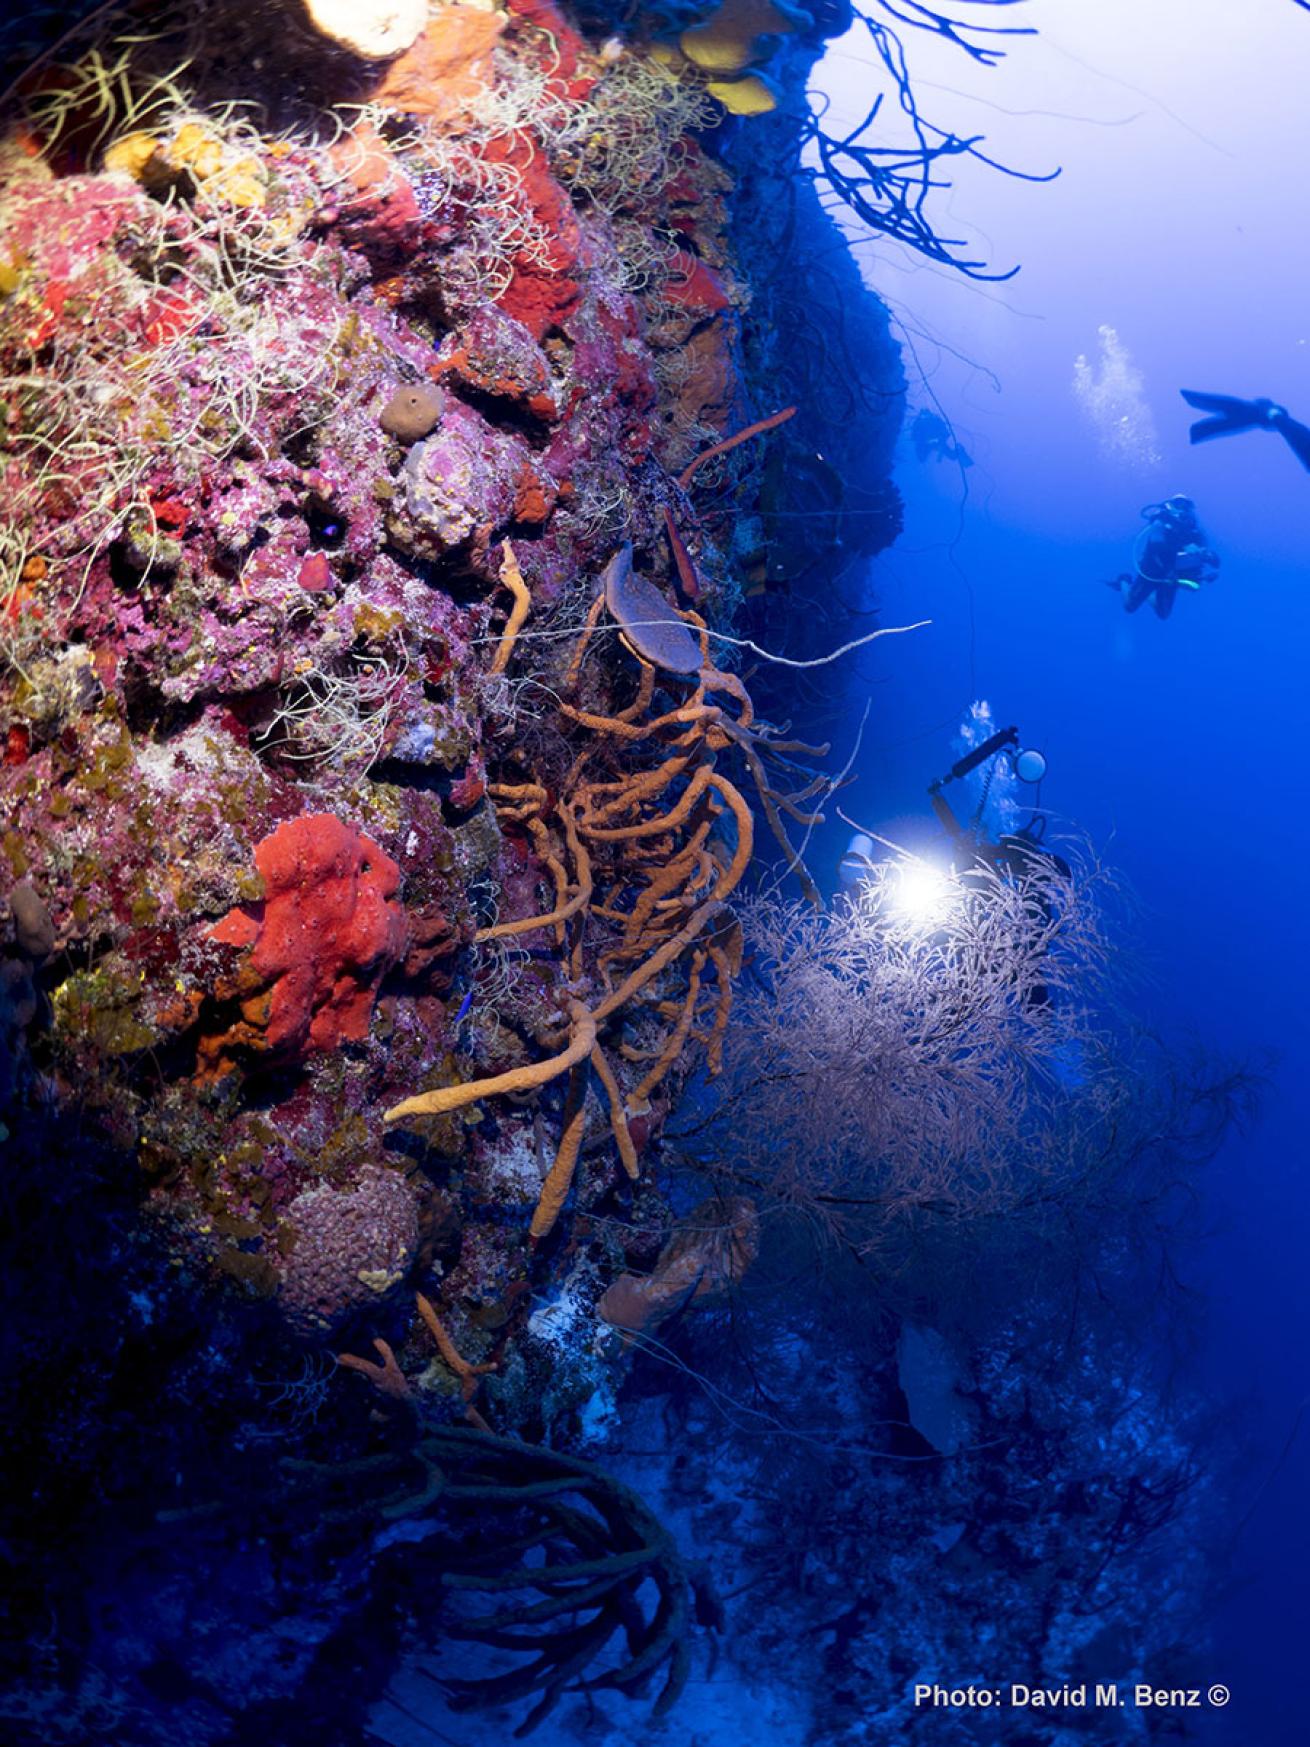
207,815 -> 406,1061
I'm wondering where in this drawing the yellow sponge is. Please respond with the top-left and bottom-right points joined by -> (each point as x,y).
680,0 -> 803,76
707,72 -> 781,114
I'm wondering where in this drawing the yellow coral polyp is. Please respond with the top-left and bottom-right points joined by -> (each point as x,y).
173,126 -> 268,208
170,122 -> 225,182
103,122 -> 267,209
204,157 -> 267,210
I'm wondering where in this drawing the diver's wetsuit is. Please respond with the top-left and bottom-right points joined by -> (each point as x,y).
1115,509 -> 1217,619
912,409 -> 973,468
1121,523 -> 1184,618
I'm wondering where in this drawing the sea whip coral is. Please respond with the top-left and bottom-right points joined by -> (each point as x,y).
208,814 -> 406,1058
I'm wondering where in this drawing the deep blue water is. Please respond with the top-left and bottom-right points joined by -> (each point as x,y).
840,492 -> 1309,1746
805,7 -> 1310,1729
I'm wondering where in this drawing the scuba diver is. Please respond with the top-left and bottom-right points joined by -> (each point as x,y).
838,724 -> 1067,1006
1106,494 -> 1220,619
924,725 -> 1067,888
927,725 -> 1068,1010
838,726 -> 1061,895
911,408 -> 973,469
1181,389 -> 1310,472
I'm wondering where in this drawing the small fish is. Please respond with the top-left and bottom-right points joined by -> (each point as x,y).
452,988 -> 474,1028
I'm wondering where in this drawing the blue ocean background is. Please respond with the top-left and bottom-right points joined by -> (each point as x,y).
808,4 -> 1308,1737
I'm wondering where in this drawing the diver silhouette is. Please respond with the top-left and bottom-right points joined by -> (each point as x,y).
1105,494 -> 1219,620
911,407 -> 973,468
1180,389 -> 1310,472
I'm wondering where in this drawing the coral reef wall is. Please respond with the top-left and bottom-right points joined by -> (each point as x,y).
0,0 -> 902,1441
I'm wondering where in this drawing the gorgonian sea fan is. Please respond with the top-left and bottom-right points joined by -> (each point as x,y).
694,848 -> 1132,1263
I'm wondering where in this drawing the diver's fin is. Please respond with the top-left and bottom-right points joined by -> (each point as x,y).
1180,388 -> 1258,417
1180,388 -> 1270,442
1273,413 -> 1310,472
1187,415 -> 1245,444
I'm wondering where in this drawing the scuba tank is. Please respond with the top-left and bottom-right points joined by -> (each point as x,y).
837,832 -> 875,894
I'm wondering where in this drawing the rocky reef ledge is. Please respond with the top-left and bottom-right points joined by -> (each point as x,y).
0,0 -> 901,1427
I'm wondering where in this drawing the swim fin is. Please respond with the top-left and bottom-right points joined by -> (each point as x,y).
1179,388 -> 1276,443
1270,410 -> 1310,472
1180,388 -> 1310,469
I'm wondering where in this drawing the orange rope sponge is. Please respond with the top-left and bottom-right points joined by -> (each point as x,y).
489,540 -> 531,674
416,1291 -> 496,1428
530,1062 -> 590,1241
473,807 -> 592,944
630,948 -> 705,1107
564,590 -> 606,690
594,899 -> 721,1023
559,699 -> 718,743
578,765 -> 719,843
416,1292 -> 496,1392
590,1040 -> 640,1179
336,1337 -> 411,1399
385,999 -> 598,1125
705,942 -> 735,1075
677,405 -> 796,490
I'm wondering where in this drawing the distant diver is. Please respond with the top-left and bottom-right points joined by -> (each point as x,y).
911,408 -> 973,469
1105,494 -> 1219,620
927,727 -> 1066,1009
1180,389 -> 1310,472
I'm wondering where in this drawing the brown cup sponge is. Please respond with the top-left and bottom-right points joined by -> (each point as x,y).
379,382 -> 446,442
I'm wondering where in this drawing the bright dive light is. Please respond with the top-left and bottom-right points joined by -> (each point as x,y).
889,859 -> 957,928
